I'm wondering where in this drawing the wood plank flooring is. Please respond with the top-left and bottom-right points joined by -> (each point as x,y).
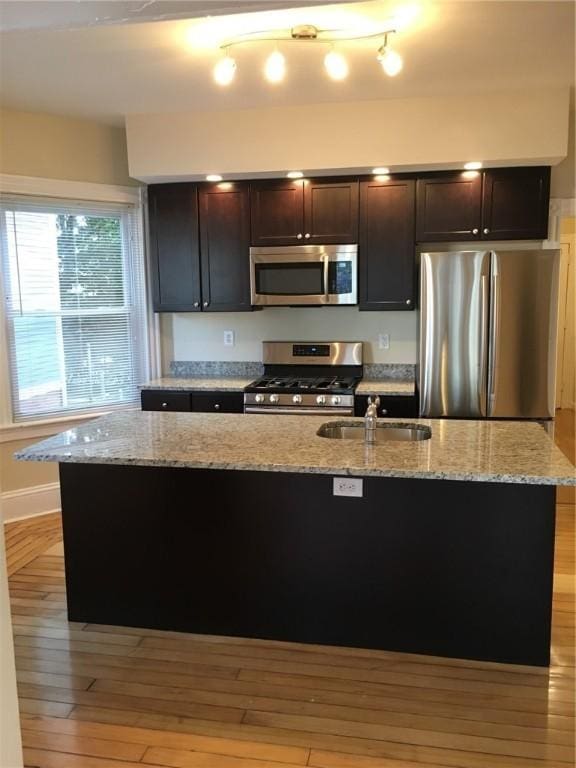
4,416 -> 575,768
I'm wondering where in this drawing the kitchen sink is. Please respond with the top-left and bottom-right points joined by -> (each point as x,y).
317,421 -> 432,442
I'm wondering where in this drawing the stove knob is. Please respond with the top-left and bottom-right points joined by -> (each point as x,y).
269,394 -> 279,404
331,395 -> 341,405
292,394 -> 302,404
316,395 -> 326,405
254,394 -> 264,404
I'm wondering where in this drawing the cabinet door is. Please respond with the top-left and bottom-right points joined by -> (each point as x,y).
141,390 -> 192,411
416,173 -> 482,242
482,167 -> 550,240
250,181 -> 304,245
304,179 -> 359,244
199,183 -> 252,311
148,184 -> 201,312
354,395 -> 418,418
359,178 -> 416,311
192,392 -> 244,413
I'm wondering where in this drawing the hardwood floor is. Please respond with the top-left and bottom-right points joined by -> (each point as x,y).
4,418 -> 575,768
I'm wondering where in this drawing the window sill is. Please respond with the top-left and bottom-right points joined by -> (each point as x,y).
0,407 -> 139,444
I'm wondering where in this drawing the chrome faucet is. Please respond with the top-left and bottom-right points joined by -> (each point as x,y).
364,396 -> 380,444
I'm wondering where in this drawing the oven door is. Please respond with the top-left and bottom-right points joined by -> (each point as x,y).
250,247 -> 329,306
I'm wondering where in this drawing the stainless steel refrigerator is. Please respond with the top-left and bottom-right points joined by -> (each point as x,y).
418,249 -> 560,421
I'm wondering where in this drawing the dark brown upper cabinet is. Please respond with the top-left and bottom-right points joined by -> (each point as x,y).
148,183 -> 201,312
250,180 -> 305,246
148,182 -> 253,313
481,167 -> 550,240
416,172 -> 483,242
416,167 -> 550,242
199,182 -> 252,312
359,178 -> 416,311
305,179 -> 359,244
250,178 -> 359,246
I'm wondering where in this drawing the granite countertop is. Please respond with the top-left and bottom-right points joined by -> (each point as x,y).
141,377 -> 254,392
16,411 -> 576,486
356,380 -> 415,396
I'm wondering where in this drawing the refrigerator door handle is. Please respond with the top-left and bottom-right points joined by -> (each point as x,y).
487,259 -> 500,415
479,273 -> 489,416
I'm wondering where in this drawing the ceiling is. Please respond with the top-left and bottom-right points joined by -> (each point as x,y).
0,0 -> 573,126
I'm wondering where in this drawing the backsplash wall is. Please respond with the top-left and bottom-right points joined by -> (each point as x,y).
162,308 -> 418,371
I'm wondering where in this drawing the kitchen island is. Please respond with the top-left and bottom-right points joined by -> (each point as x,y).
17,412 -> 575,666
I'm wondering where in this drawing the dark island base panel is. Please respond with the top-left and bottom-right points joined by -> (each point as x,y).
59,464 -> 556,666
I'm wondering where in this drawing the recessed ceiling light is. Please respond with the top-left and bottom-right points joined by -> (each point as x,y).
286,171 -> 304,179
206,174 -> 223,182
372,167 -> 390,175
464,161 -> 483,170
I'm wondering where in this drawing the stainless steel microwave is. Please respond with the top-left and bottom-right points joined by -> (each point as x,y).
249,244 -> 358,306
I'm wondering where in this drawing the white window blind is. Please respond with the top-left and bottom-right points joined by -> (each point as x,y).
0,196 -> 149,421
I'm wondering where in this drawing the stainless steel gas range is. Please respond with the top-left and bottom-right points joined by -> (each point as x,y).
244,341 -> 363,416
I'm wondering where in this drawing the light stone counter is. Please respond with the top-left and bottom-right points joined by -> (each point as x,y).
356,380 -> 415,396
141,377 -> 253,392
16,411 -> 576,486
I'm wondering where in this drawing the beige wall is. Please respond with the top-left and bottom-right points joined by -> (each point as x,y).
551,97 -> 576,199
169,308 -> 418,365
0,108 -> 137,186
0,439 -> 59,493
0,108 -> 137,497
126,88 -> 570,182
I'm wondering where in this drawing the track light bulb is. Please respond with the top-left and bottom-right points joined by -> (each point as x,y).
378,46 -> 403,77
213,55 -> 236,86
324,50 -> 349,81
264,50 -> 286,83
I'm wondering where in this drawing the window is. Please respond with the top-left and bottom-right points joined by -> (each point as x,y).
0,196 -> 149,421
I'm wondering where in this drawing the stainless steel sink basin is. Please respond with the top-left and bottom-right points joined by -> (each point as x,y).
317,421 -> 432,442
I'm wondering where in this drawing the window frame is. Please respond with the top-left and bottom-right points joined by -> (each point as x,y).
0,175 -> 159,440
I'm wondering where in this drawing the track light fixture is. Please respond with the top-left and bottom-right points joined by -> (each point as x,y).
377,32 -> 403,77
212,23 -> 404,87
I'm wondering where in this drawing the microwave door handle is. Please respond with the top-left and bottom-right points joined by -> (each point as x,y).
323,255 -> 329,303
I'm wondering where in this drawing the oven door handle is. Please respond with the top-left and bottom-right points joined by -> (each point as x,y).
245,406 -> 354,416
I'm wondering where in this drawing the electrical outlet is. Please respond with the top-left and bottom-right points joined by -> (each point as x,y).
378,333 -> 390,350
223,330 -> 235,347
333,477 -> 363,498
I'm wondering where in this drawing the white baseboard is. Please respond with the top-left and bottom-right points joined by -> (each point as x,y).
1,482 -> 61,523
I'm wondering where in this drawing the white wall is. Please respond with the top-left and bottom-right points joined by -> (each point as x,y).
126,88 -> 570,182
167,308 -> 417,365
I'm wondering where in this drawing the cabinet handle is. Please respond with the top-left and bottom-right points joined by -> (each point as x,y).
161,402 -> 168,409
406,299 -> 412,305
203,301 -> 209,307
483,228 -> 490,235
193,301 -> 199,308
296,233 -> 303,239
472,228 -> 479,235
214,403 -> 220,410
304,233 -> 311,239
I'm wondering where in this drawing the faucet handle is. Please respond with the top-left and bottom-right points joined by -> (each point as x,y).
368,395 -> 381,408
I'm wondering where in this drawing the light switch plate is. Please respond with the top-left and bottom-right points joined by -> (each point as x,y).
378,333 -> 390,350
333,477 -> 363,497
223,330 -> 235,347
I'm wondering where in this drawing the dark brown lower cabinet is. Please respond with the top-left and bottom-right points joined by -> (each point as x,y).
359,178 -> 416,310
354,394 -> 418,418
141,389 -> 243,413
